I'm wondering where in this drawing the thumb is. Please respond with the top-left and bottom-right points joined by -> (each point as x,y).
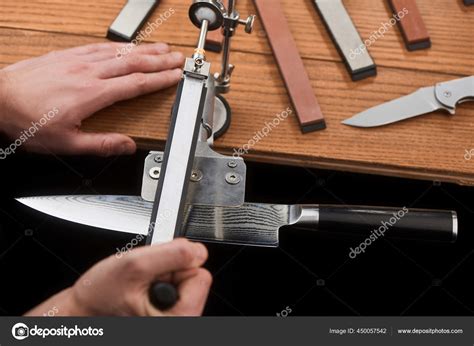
64,131 -> 136,156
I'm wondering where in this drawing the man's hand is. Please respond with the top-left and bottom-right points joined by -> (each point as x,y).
0,42 -> 184,156
25,239 -> 212,316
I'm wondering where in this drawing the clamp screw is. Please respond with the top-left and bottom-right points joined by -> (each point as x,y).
149,167 -> 161,179
225,172 -> 241,185
190,169 -> 203,182
239,15 -> 256,34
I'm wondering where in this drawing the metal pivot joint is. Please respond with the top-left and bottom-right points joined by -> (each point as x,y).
189,0 -> 256,93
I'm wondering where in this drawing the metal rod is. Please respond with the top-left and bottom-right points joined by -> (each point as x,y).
217,0 -> 237,88
196,19 -> 209,51
228,0 -> 235,15
219,34 -> 232,83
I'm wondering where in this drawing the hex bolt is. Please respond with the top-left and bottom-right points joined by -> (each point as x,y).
225,172 -> 241,185
149,167 -> 161,179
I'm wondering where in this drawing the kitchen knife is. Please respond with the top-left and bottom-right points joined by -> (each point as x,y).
342,76 -> 474,127
16,195 -> 457,245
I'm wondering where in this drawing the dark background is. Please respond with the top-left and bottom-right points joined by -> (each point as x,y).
0,151 -> 473,316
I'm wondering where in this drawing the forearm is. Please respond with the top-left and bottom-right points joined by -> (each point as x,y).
24,287 -> 90,317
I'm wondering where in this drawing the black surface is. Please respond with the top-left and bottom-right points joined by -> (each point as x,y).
300,119 -> 327,133
405,40 -> 432,51
0,151 -> 473,316
213,95 -> 232,140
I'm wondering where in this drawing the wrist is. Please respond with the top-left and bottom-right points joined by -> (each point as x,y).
24,287 -> 93,317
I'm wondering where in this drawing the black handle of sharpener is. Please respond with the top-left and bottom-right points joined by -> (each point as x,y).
310,205 -> 457,242
149,281 -> 179,311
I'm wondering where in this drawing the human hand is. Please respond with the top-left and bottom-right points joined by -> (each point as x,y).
0,42 -> 184,156
25,239 -> 212,316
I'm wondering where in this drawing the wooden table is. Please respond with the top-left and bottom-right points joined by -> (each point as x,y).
1,0 -> 473,184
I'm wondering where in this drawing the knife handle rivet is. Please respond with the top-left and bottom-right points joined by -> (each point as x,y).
443,91 -> 452,98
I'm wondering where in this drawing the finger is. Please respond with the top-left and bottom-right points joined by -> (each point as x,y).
3,43 -> 131,72
60,131 -> 137,157
127,239 -> 208,277
115,42 -> 171,58
97,68 -> 182,107
65,42 -> 130,56
167,268 -> 213,316
95,51 -> 184,78
81,43 -> 171,63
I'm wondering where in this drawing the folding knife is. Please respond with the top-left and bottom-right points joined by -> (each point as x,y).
342,76 -> 474,127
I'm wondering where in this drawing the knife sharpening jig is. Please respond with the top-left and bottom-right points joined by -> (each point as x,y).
18,1 -> 458,249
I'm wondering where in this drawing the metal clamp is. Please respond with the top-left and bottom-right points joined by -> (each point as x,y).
142,143 -> 246,207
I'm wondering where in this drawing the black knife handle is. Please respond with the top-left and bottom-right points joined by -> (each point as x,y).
307,205 -> 457,242
149,281 -> 179,311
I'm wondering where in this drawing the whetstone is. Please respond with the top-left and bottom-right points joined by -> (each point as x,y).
313,0 -> 377,81
389,0 -> 431,51
254,0 -> 326,133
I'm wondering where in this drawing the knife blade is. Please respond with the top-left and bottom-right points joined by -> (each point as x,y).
16,195 -> 457,246
342,76 -> 474,127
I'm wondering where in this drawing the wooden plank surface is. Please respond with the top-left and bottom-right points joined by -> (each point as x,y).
0,1 -> 473,185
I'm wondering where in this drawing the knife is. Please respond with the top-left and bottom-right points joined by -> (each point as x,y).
342,76 -> 474,127
16,195 -> 457,245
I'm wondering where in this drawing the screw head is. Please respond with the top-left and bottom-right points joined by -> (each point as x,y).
190,170 -> 203,182
443,91 -> 452,98
154,155 -> 163,163
225,172 -> 241,185
227,161 -> 237,168
149,167 -> 161,179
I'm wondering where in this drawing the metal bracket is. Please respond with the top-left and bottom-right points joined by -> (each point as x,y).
142,142 -> 246,207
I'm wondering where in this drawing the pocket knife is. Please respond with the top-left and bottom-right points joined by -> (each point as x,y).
342,76 -> 474,127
